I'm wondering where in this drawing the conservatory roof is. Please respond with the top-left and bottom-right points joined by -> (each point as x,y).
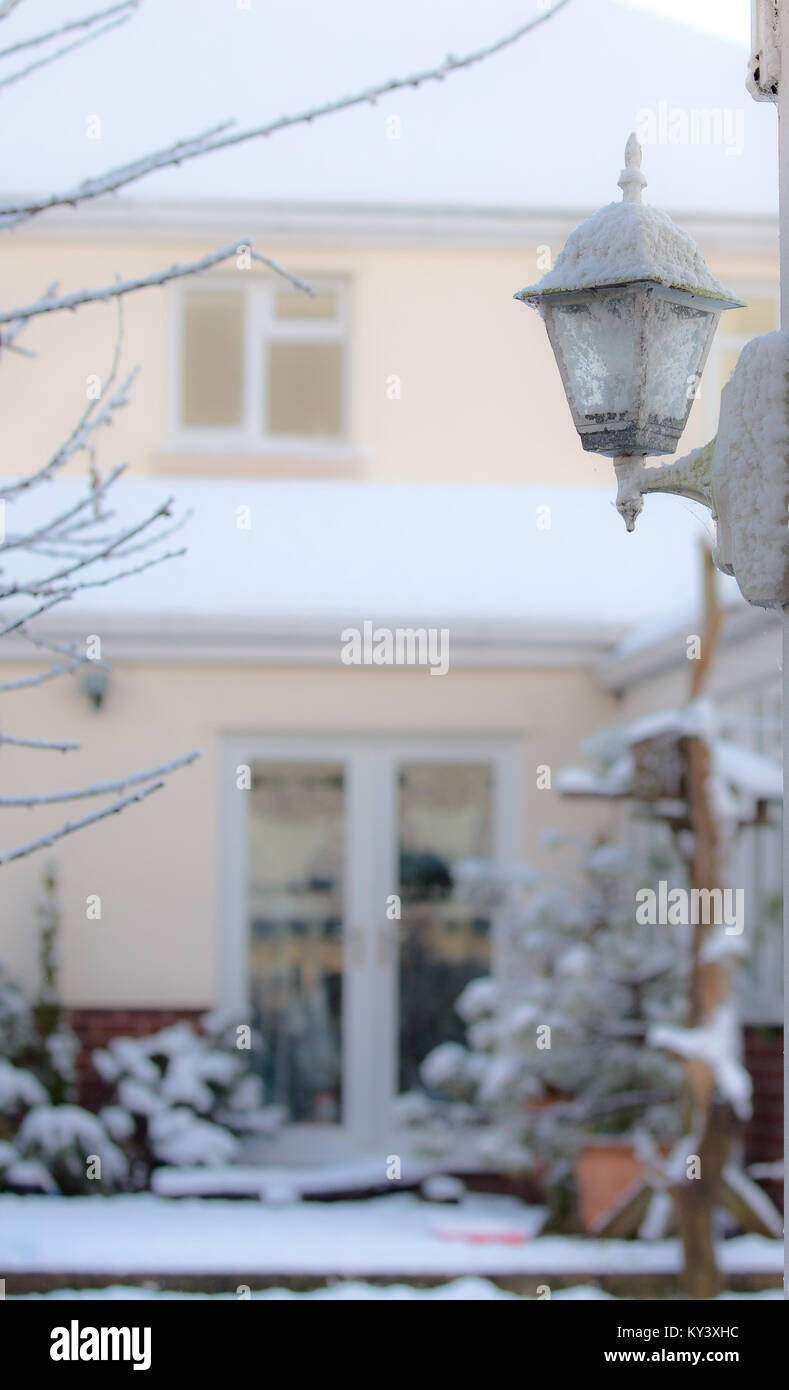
1,478 -> 741,647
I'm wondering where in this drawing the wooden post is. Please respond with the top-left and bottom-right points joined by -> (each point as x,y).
670,545 -> 739,1299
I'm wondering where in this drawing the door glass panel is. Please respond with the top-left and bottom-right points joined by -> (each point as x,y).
398,763 -> 493,1092
247,763 -> 344,1123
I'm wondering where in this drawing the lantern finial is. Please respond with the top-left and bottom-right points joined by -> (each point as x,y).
617,132 -> 646,203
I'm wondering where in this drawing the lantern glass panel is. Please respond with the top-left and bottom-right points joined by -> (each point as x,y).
548,294 -> 638,419
644,297 -> 717,419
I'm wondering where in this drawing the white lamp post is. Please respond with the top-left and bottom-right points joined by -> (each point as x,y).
517,135 -> 789,610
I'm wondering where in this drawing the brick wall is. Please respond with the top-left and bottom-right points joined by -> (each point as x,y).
743,1025 -> 784,1212
68,1007 -> 206,1113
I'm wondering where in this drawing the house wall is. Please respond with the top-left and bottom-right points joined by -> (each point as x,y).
0,656 -> 614,1007
0,208 -> 777,490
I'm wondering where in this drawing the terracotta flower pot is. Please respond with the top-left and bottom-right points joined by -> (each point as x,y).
575,1141 -> 644,1232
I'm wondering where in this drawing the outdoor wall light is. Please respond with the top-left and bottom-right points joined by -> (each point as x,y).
517,134 -> 789,610
80,664 -> 109,711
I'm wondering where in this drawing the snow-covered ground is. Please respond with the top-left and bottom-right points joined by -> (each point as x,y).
10,1282 -> 783,1301
0,1192 -> 782,1281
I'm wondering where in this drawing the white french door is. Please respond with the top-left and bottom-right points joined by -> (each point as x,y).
221,735 -> 522,1161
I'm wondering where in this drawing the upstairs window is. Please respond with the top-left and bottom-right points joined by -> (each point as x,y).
177,278 -> 348,447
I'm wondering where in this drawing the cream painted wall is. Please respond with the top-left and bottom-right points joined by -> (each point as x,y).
0,657 -> 614,1006
0,216 -> 776,488
616,624 -> 782,721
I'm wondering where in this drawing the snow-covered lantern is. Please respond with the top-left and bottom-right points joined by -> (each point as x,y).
516,135 -> 742,464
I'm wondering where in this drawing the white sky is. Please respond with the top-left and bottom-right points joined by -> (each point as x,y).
619,0 -> 749,45
0,0 -> 773,212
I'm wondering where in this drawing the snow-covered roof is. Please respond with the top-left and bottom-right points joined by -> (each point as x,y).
0,0 -> 777,215
1,479 -> 740,637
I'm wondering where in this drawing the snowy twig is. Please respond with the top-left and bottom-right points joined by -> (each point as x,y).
0,368 -> 135,498
0,594 -> 71,639
0,6 -> 134,91
0,658 -> 84,692
0,749 -> 199,806
0,238 -> 298,327
0,2 -> 571,226
0,463 -> 127,552
37,543 -> 185,599
0,781 -> 165,865
0,2 -> 137,60
0,492 -> 175,596
0,732 -> 79,751
17,625 -> 107,666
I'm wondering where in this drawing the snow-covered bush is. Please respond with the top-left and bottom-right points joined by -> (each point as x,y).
14,1104 -> 127,1195
93,1012 -> 280,1182
0,865 -> 126,1195
400,837 -> 688,1218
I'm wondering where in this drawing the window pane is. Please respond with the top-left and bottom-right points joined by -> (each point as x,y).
275,288 -> 338,320
398,763 -> 493,1093
267,341 -> 343,436
247,763 -> 345,1124
722,298 -> 777,339
182,290 -> 243,427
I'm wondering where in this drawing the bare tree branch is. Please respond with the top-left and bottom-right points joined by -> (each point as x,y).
0,780 -> 165,865
0,593 -> 70,639
18,625 -> 106,665
0,732 -> 79,751
0,238 -> 313,328
0,1 -> 137,60
0,658 -> 84,692
0,489 -> 175,596
0,2 -> 572,226
0,749 -> 199,806
0,6 -> 134,91
0,463 -> 127,553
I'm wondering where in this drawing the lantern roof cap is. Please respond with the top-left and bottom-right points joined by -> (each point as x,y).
517,134 -> 741,306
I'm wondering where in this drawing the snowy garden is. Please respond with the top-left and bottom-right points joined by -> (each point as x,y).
1,685 -> 783,1301
0,0 -> 785,1319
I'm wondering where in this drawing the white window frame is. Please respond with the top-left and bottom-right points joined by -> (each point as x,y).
169,273 -> 350,455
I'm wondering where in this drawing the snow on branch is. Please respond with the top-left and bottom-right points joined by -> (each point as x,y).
0,3 -> 136,92
0,2 -> 137,60
0,372 -> 135,498
0,780 -> 166,866
0,462 -> 128,551
0,491 -> 177,598
0,733 -> 79,752
0,750 -> 200,808
0,238 -> 312,328
0,1 -> 572,226
0,657 -> 84,692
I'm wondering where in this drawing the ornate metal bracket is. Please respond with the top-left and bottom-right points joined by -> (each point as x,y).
613,438 -> 716,532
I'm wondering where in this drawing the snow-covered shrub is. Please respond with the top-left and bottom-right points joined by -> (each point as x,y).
0,865 -> 125,1196
14,1104 -> 127,1195
403,837 -> 688,1220
94,1012 -> 280,1182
